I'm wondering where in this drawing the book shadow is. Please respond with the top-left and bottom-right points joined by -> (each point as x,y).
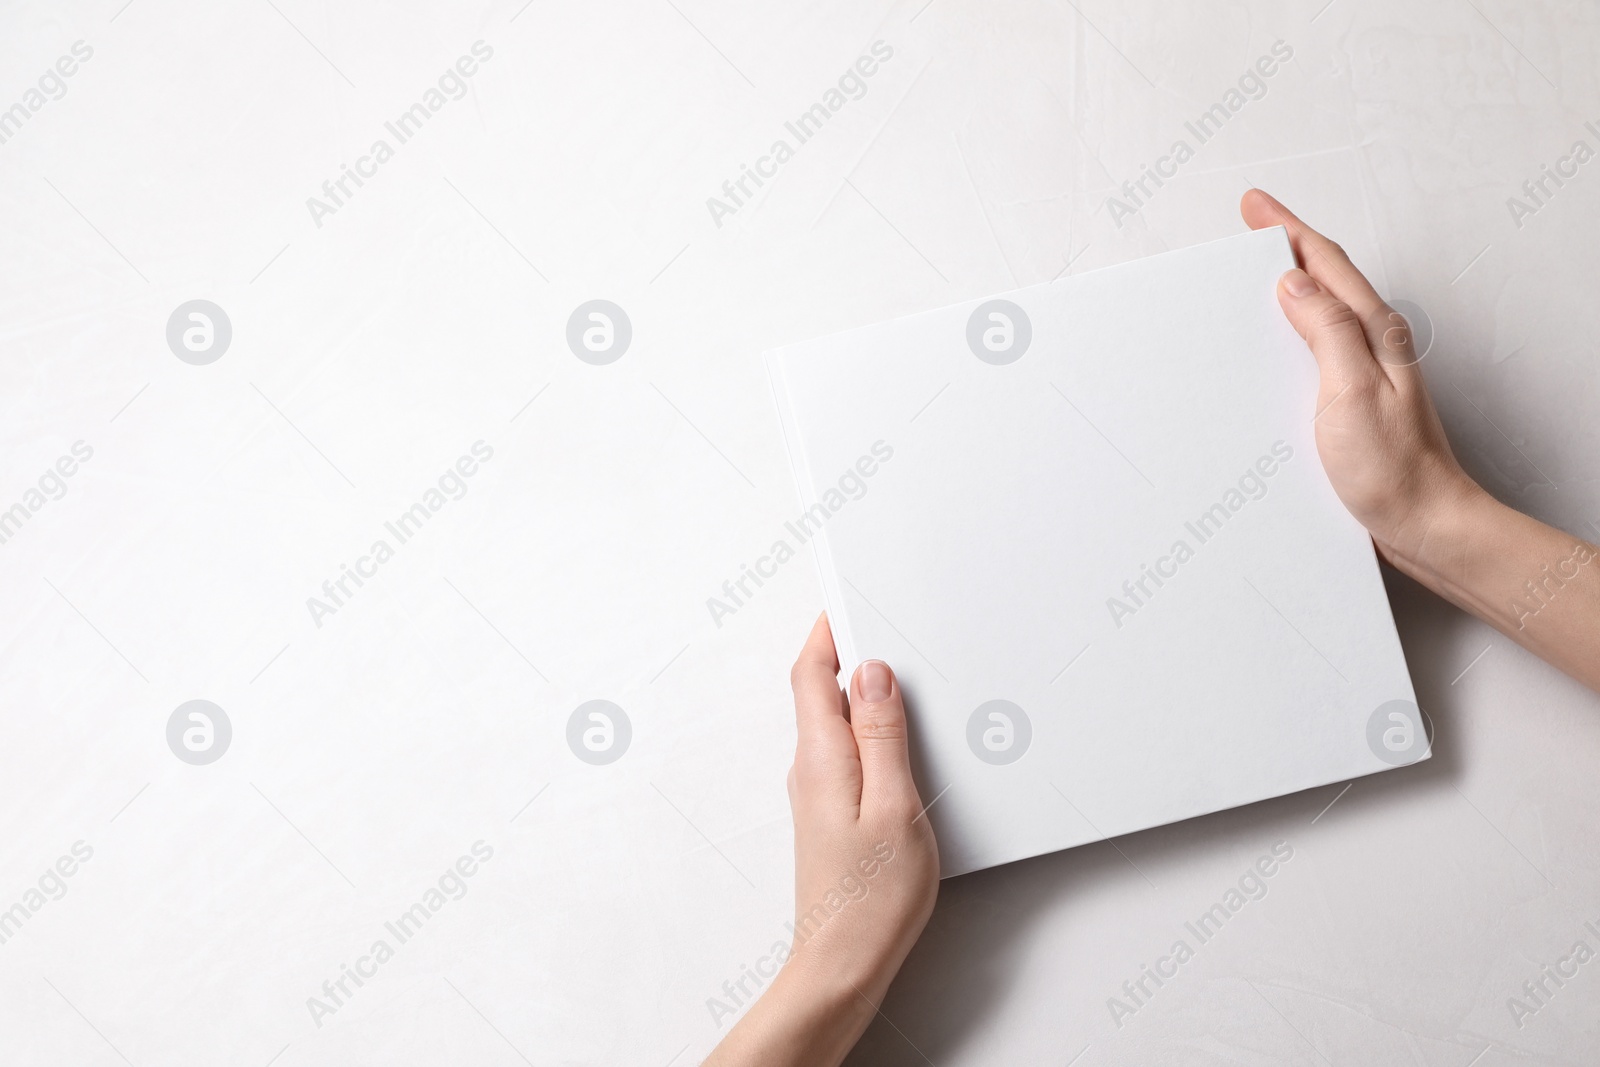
843,563 -> 1473,1065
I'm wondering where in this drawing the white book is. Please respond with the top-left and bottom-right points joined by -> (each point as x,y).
766,226 -> 1426,878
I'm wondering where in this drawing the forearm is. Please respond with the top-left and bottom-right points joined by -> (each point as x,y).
702,966 -> 876,1067
1388,487 -> 1600,692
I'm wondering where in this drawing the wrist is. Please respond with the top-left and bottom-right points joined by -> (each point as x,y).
1374,468 -> 1496,590
780,939 -> 891,1017
727,964 -> 876,1067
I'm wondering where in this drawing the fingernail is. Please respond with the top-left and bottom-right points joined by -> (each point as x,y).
858,660 -> 893,703
1283,269 -> 1320,297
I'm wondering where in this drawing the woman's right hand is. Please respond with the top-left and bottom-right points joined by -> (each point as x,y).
1242,189 -> 1600,694
1240,188 -> 1485,572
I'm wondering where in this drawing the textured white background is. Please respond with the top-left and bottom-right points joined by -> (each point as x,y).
0,1 -> 1597,1065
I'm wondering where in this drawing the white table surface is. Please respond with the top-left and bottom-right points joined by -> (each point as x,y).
1,2 -> 1597,1064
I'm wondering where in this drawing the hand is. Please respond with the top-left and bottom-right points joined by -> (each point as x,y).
704,614 -> 939,1067
1240,188 -> 1484,571
1241,189 -> 1600,693
784,613 -> 939,1000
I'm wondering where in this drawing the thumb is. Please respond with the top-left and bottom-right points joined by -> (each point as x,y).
848,660 -> 920,813
1277,268 -> 1385,399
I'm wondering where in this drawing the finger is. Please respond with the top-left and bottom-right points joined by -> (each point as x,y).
1277,269 -> 1386,399
1244,189 -> 1422,391
847,659 -> 920,814
790,613 -> 859,788
1241,189 -> 1387,322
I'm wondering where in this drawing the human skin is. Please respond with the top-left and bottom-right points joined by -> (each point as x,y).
702,614 -> 938,1067
1240,188 -> 1600,692
705,192 -> 1600,1066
